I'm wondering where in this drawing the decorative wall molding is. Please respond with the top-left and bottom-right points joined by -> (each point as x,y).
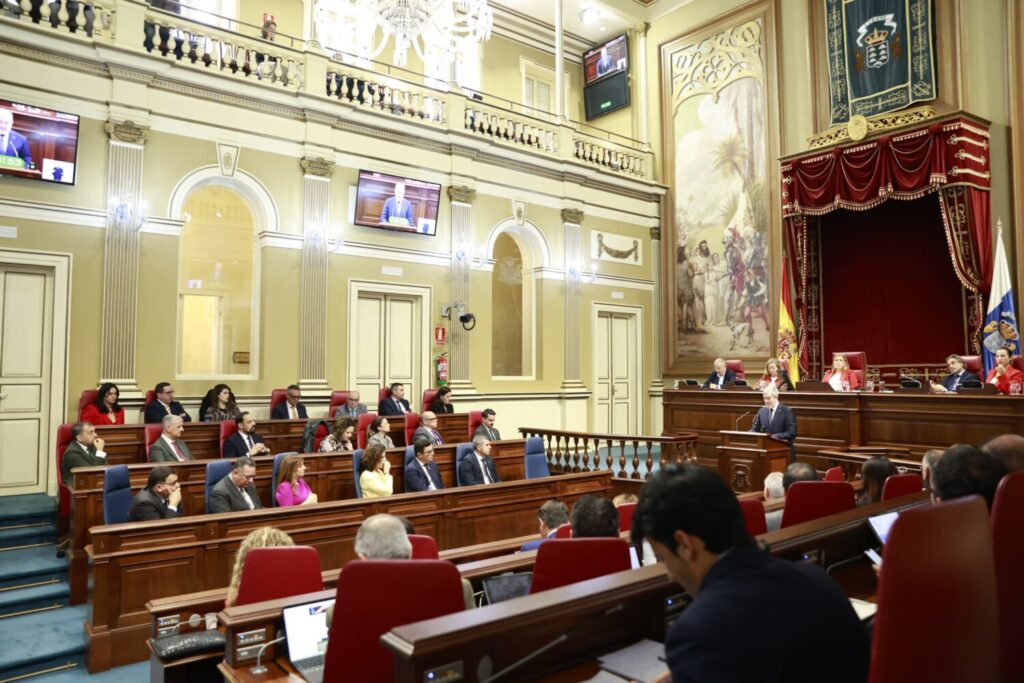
592,231 -> 642,266
561,208 -> 584,225
300,173 -> 331,387
0,198 -> 106,228
217,143 -> 240,176
447,185 -> 477,204
104,120 -> 149,145
300,156 -> 335,177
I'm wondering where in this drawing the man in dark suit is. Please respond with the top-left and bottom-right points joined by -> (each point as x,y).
0,110 -> 32,169
209,456 -> 262,513
932,354 -> 982,393
405,437 -> 444,492
413,411 -> 444,445
149,415 -> 195,462
702,357 -> 737,389
458,435 -> 501,486
473,408 -> 501,440
61,421 -> 107,486
378,383 -> 412,416
144,382 -> 192,423
632,464 -> 870,682
335,391 -> 368,417
128,466 -> 184,521
271,384 -> 308,419
223,412 -> 272,458
749,385 -> 797,443
520,500 -> 568,551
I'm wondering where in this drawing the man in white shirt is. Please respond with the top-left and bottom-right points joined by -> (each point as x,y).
209,457 -> 262,513
413,411 -> 445,445
473,409 -> 501,440
271,384 -> 308,419
61,422 -> 108,486
223,412 -> 271,458
149,415 -> 194,462
458,435 -> 501,486
405,437 -> 443,492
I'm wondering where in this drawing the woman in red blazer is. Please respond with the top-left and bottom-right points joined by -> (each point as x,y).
822,354 -> 861,391
986,348 -> 1024,394
80,382 -> 125,425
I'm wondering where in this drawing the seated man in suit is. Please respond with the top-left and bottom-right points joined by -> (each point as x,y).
0,109 -> 33,169
633,464 -> 870,683
61,421 -> 108,486
144,382 -> 192,423
405,437 -> 444,492
473,408 -> 501,440
763,462 -> 818,532
702,357 -> 736,389
378,383 -> 412,416
336,390 -> 367,417
272,384 -> 308,420
149,415 -> 194,462
413,411 -> 444,445
209,456 -> 262,512
931,443 -> 1008,509
749,385 -> 797,460
570,494 -> 618,537
521,499 -> 569,551
931,354 -> 982,393
128,466 -> 183,521
224,412 -> 272,458
459,434 -> 501,486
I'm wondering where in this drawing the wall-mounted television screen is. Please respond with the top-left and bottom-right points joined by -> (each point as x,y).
0,100 -> 80,185
583,34 -> 628,86
353,170 -> 441,235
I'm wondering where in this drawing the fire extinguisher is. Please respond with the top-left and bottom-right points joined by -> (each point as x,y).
436,352 -> 449,386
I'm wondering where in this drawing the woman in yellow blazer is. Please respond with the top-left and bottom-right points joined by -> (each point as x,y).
359,443 -> 394,498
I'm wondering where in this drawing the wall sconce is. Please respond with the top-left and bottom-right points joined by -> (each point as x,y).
454,243 -> 486,269
441,301 -> 477,331
110,195 -> 147,232
307,224 -> 343,253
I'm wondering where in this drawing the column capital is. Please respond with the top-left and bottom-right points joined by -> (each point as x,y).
447,185 -> 477,204
561,208 -> 584,225
650,226 -> 661,240
633,21 -> 650,37
104,120 -> 149,145
300,156 -> 335,177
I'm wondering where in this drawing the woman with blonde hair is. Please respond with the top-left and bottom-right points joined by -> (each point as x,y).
226,527 -> 294,606
359,443 -> 393,498
275,454 -> 318,507
755,357 -> 793,392
822,353 -> 861,391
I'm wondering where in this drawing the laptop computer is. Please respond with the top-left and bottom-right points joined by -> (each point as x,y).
867,510 -> 899,546
481,571 -> 533,605
283,598 -> 334,683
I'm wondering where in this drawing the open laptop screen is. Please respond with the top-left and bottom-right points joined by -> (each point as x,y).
283,598 -> 334,663
867,511 -> 899,546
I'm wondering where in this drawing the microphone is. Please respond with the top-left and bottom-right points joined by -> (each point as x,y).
480,604 -> 624,682
250,634 -> 286,674
735,411 -> 753,430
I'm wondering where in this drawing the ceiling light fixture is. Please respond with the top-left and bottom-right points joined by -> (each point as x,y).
356,0 -> 493,68
579,6 -> 600,25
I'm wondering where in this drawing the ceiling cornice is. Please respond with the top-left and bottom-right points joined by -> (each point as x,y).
490,2 -> 595,63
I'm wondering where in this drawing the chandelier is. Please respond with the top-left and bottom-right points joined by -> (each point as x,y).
356,0 -> 493,68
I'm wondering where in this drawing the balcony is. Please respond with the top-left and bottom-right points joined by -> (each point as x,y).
3,0 -> 655,183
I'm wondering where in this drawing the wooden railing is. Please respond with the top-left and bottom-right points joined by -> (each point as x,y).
814,448 -> 923,482
519,427 -> 699,480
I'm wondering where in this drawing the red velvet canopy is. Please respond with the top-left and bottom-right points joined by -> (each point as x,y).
780,115 -> 992,378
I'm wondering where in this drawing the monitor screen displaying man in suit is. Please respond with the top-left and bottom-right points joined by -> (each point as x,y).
144,382 -> 192,423
209,456 -> 262,513
0,109 -> 33,169
272,384 -> 308,419
380,182 -> 414,227
128,466 -> 183,521
224,412 -> 272,458
405,437 -> 443,492
458,435 -> 501,486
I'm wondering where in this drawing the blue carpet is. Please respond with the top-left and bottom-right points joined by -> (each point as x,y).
0,579 -> 69,617
0,521 -> 57,548
0,544 -> 68,587
31,661 -> 149,682
0,604 -> 88,677
0,494 -> 56,523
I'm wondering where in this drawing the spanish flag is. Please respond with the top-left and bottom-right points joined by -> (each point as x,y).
777,255 -> 800,383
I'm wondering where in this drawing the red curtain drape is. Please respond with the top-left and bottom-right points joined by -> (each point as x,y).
780,116 -> 993,375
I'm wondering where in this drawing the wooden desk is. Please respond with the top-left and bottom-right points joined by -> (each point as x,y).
85,470 -> 610,672
717,430 -> 790,493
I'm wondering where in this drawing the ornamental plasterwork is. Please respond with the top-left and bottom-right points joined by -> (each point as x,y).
104,120 -> 149,145
806,106 -> 937,150
671,19 -> 762,107
561,208 -> 584,225
592,231 -> 642,266
300,156 -> 335,177
447,186 -> 477,204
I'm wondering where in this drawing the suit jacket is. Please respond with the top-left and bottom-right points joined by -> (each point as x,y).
665,544 -> 869,683
61,441 -> 106,485
149,436 -> 194,462
702,369 -> 737,389
378,396 -> 412,416
271,402 -> 308,420
823,369 -> 861,390
473,424 -> 501,441
943,370 -> 981,391
144,400 -> 192,424
0,129 -> 32,167
458,453 -> 501,486
334,402 -> 367,417
520,530 -> 557,552
429,399 -> 455,414
750,403 -> 797,443
413,425 -> 444,445
209,475 -> 262,513
223,431 -> 265,459
405,459 -> 444,492
128,487 -> 183,522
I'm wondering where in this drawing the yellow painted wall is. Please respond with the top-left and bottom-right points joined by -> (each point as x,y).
238,0 -> 304,39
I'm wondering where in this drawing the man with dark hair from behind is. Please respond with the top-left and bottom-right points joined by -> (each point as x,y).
931,443 -> 1008,509
570,494 -> 619,538
764,461 -> 820,532
981,433 -> 1024,474
632,464 -> 869,682
521,500 -> 569,551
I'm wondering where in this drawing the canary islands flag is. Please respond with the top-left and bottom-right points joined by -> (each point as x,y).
777,255 -> 800,383
982,228 -> 1019,374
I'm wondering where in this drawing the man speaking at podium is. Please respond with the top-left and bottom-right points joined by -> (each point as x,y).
749,385 -> 797,460
380,181 -> 414,227
0,110 -> 33,169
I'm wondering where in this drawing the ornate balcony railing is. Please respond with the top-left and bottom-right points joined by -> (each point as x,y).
519,427 -> 699,480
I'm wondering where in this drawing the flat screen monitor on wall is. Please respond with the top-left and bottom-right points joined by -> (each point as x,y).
0,100 -> 80,185
353,170 -> 441,236
582,34 -> 628,86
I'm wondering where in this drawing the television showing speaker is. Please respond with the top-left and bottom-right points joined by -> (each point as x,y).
583,34 -> 628,85
582,35 -> 630,121
352,170 -> 441,236
0,99 -> 80,185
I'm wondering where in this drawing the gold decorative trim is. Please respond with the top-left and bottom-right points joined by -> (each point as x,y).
806,106 -> 937,150
561,208 -> 584,225
300,156 -> 334,177
104,120 -> 149,145
447,186 -> 477,204
670,18 -> 763,107
650,226 -> 661,240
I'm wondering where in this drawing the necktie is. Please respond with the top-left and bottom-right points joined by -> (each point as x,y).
487,427 -> 495,440
289,404 -> 296,419
398,400 -> 407,414
0,136 -> 6,154
432,429 -> 443,444
481,458 -> 492,484
423,463 -> 437,490
768,409 -> 774,426
171,440 -> 186,461
240,486 -> 255,509
246,434 -> 254,451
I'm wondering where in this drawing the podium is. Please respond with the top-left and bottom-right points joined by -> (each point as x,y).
717,430 -> 791,493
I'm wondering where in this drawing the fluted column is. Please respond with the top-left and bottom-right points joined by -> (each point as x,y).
299,156 -> 333,391
447,186 -> 477,391
561,208 -> 585,388
650,225 -> 663,386
99,120 -> 149,391
633,22 -> 651,145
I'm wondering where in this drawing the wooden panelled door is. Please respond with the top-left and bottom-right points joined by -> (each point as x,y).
0,264 -> 53,495
353,292 -> 421,411
594,310 -> 637,435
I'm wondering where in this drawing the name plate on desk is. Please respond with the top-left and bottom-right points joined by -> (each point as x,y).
795,381 -> 834,392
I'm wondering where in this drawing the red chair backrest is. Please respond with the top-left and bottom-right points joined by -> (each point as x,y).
55,423 -> 74,520
553,523 -> 572,538
1013,356 -> 1024,374
378,387 -> 392,405
313,422 -> 328,451
323,560 -> 465,682
869,496 -> 998,683
468,410 -> 483,439
235,547 -> 324,606
738,498 -> 767,536
834,351 -> 866,386
881,473 -> 923,501
961,355 -> 983,376
725,359 -> 745,379
824,466 -> 845,481
408,534 -> 439,559
616,502 -> 636,533
144,424 -> 163,461
219,420 -> 238,455
270,388 -> 287,412
404,413 -> 420,444
530,538 -> 631,594
143,390 -> 156,410
422,389 -> 439,412
78,389 -> 98,420
329,390 -> 350,415
356,412 -> 377,450
779,481 -> 856,529
992,472 -> 1024,683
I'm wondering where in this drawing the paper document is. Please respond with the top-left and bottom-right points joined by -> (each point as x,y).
598,638 -> 667,682
849,598 -> 878,621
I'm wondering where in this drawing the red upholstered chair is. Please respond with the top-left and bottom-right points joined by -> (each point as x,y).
234,546 -> 324,606
725,359 -> 745,380
554,523 -> 572,538
961,355 -> 983,376
422,389 -> 439,413
270,388 -> 287,414
323,560 -> 465,682
404,413 -> 420,445
1012,356 -> 1024,374
144,424 -> 163,461
408,534 -> 439,560
869,496 -> 998,683
529,538 -> 631,594
219,420 -> 238,457
881,473 -> 923,501
55,423 -> 74,535
834,351 -> 866,386
468,410 -> 483,440
328,390 -> 349,417
779,481 -> 856,529
378,387 -> 392,404
824,466 -> 845,482
738,498 -> 767,536
616,502 -> 637,533
992,472 -> 1024,683
356,412 -> 377,450
141,390 -> 156,417
77,389 -> 99,420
